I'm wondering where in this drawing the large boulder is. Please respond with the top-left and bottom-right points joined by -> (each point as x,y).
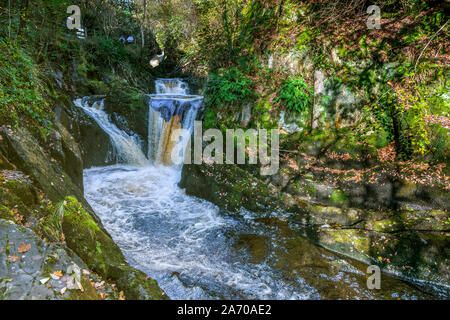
0,219 -> 118,300
0,126 -> 106,230
103,92 -> 149,156
0,127 -> 81,203
180,162 -> 281,213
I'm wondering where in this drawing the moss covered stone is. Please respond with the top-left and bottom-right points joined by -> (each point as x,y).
180,162 -> 281,212
61,196 -> 167,300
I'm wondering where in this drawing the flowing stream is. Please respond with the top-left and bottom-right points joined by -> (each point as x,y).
80,79 -> 431,300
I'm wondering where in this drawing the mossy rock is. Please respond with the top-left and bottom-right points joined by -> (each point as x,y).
62,196 -> 127,277
0,205 -> 14,222
104,89 -> 149,154
61,196 -> 167,300
180,162 -> 281,212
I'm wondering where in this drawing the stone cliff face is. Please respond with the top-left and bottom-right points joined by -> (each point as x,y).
182,4 -> 449,295
0,67 -> 167,300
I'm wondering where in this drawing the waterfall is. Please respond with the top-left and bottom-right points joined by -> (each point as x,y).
74,97 -> 149,166
148,79 -> 203,166
155,78 -> 189,95
74,79 -> 202,168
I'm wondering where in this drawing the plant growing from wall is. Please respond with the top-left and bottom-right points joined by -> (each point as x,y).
204,67 -> 254,108
274,77 -> 312,114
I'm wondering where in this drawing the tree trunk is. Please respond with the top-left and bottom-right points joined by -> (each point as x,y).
141,0 -> 148,49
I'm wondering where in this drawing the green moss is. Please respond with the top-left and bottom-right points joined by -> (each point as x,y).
0,205 -> 14,222
60,196 -> 167,299
330,189 -> 348,205
0,39 -> 52,135
330,229 -> 370,254
62,196 -> 124,278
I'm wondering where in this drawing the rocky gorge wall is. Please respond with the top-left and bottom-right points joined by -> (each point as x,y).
179,14 -> 450,295
0,65 -> 167,300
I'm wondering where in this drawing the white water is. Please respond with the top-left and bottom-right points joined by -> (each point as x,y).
84,165 -> 318,299
148,80 -> 203,165
82,80 -> 316,299
155,78 -> 189,95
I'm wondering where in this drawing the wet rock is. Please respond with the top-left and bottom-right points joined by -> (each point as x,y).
103,93 -> 149,154
61,197 -> 167,300
0,126 -> 104,230
366,182 -> 394,209
47,122 -> 84,190
0,219 -> 88,300
233,234 -> 268,264
72,104 -> 116,168
180,162 -> 281,213
0,127 -> 80,202
330,259 -> 364,276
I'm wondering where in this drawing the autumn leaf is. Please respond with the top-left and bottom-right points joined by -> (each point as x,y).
18,243 -> 31,253
53,270 -> 63,278
7,255 -> 19,262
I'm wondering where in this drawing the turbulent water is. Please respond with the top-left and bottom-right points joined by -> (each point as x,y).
82,79 -> 430,300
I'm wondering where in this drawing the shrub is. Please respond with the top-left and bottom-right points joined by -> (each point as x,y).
274,77 -> 312,113
204,67 -> 254,107
0,40 -> 51,133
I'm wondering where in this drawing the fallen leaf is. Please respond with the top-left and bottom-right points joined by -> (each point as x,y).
18,243 -> 31,253
53,270 -> 63,278
7,255 -> 19,262
40,278 -> 50,284
60,287 -> 67,295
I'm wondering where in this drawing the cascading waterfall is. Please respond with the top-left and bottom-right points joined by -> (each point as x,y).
155,78 -> 189,95
81,79 -> 429,300
74,97 -> 149,166
148,79 -> 203,166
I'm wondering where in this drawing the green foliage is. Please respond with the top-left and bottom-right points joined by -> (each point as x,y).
296,28 -> 316,51
330,190 -> 348,205
274,77 -> 312,114
107,78 -> 147,111
204,67 -> 254,107
396,75 -> 449,158
203,108 -> 218,129
0,39 -> 51,133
